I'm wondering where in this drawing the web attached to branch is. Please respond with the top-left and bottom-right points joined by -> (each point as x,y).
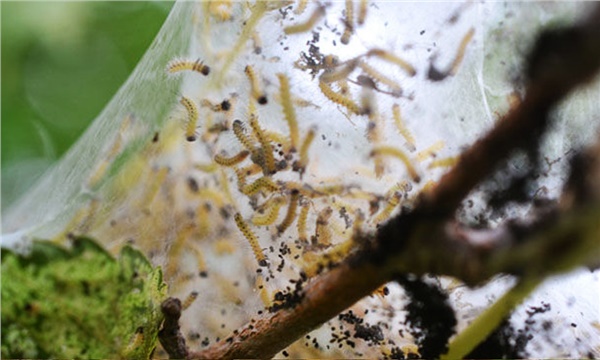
3,1 -> 599,358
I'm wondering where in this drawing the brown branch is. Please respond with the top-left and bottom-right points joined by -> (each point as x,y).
190,255 -> 387,359
159,297 -> 189,359
421,3 -> 600,215
190,7 -> 600,359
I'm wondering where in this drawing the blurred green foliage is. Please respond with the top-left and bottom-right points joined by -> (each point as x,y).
1,1 -> 174,211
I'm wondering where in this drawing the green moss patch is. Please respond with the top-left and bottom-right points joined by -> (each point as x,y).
1,237 -> 167,359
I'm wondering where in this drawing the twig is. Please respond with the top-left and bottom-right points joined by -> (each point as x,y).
159,297 -> 189,359
189,258 -> 387,359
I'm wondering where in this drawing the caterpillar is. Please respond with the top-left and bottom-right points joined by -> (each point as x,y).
319,60 -> 358,84
201,98 -> 232,112
370,146 -> 420,182
232,119 -> 258,151
297,201 -> 310,242
166,58 -> 210,76
314,207 -> 333,246
357,0 -> 368,25
372,192 -> 402,225
252,196 -> 286,226
392,104 -> 416,152
277,73 -> 300,151
428,156 -> 458,169
241,176 -> 279,196
234,213 -> 268,267
416,140 -> 444,162
277,189 -> 300,235
294,0 -> 308,15
249,114 -> 276,174
341,0 -> 354,45
214,150 -> 251,167
182,291 -> 199,310
449,28 -> 475,76
293,126 -> 316,178
318,80 -> 363,115
244,65 -> 268,105
180,96 -> 200,142
284,5 -> 326,35
359,61 -> 403,97
366,49 -> 416,77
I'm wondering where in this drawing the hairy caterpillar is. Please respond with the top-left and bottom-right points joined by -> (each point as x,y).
166,58 -> 210,76
234,213 -> 268,267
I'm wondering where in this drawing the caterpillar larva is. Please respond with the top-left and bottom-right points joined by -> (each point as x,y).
372,192 -> 402,225
284,5 -> 326,35
319,60 -> 358,84
359,61 -> 403,97
196,202 -> 212,238
201,98 -> 232,112
294,0 -> 308,15
428,28 -> 475,81
428,156 -> 458,169
232,119 -> 258,151
234,213 -> 268,267
256,275 -> 272,307
341,0 -> 354,45
366,49 -> 416,77
370,146 -> 420,182
252,196 -> 286,226
416,140 -> 444,162
180,96 -> 200,142
293,126 -> 316,178
314,207 -> 333,246
357,0 -> 368,25
166,58 -> 210,76
392,104 -> 416,152
244,65 -> 268,105
277,73 -> 300,151
318,80 -> 363,115
241,176 -> 279,196
214,150 -> 251,167
249,114 -> 276,174
277,189 -> 300,235
189,245 -> 208,278
182,291 -> 199,310
234,164 -> 262,190
448,28 -> 475,76
297,201 -> 310,242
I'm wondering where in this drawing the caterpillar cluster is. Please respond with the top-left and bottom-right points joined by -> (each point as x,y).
61,1 -> 480,357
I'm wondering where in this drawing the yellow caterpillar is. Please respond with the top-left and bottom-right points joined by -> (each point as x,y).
245,65 -> 268,105
284,5 -> 326,35
180,96 -> 200,142
252,196 -> 286,226
318,80 -> 363,115
277,73 -> 300,151
241,176 -> 279,196
277,190 -> 300,235
166,58 -> 210,76
234,213 -> 268,267
371,146 -> 420,182
214,150 -> 250,167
